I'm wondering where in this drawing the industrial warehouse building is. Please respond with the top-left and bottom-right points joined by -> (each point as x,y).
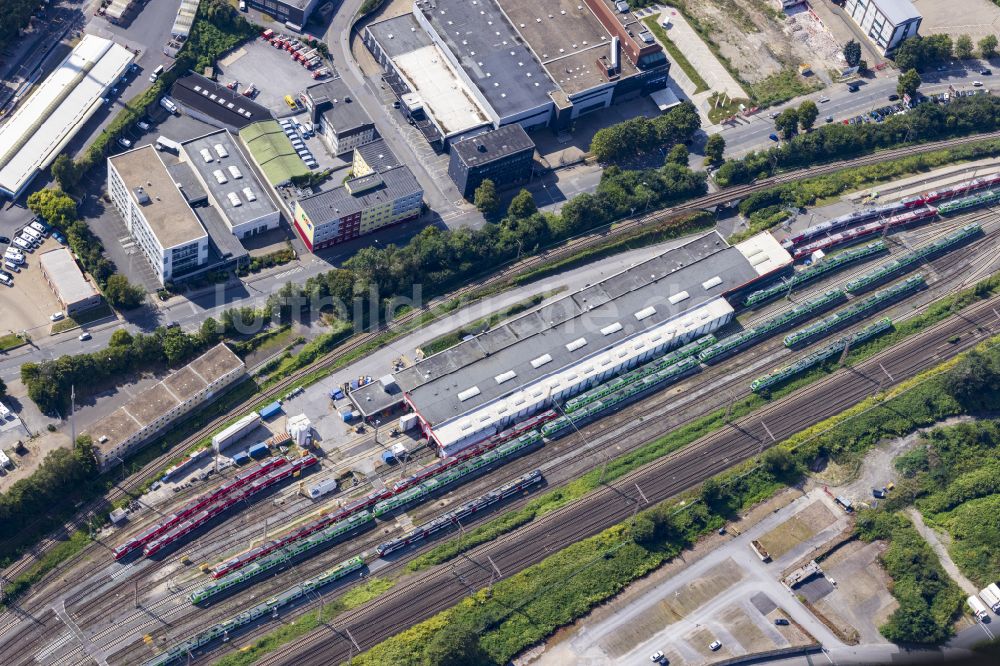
38,248 -> 103,316
304,79 -> 378,156
844,0 -> 921,55
354,232 -> 791,454
448,125 -> 536,198
292,141 -> 423,250
0,35 -> 134,199
85,344 -> 246,471
244,0 -> 322,31
179,129 -> 281,239
364,0 -> 669,148
170,73 -> 271,131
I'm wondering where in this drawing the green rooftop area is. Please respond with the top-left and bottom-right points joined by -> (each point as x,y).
239,120 -> 309,186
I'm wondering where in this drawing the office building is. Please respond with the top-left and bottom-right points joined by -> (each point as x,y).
179,129 -> 281,239
448,125 -> 535,198
86,344 -> 246,471
38,248 -> 103,316
293,165 -> 423,251
108,146 -> 209,285
304,79 -> 378,155
845,0 -> 921,55
0,35 -> 133,199
244,0 -> 323,31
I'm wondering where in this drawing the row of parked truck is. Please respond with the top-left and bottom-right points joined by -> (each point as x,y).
261,29 -> 329,78
968,582 -> 1000,620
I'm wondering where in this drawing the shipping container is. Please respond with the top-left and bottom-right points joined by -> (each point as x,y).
232,452 -> 251,465
248,443 -> 270,460
212,413 -> 261,452
399,413 -> 419,431
306,477 -> 338,499
259,401 -> 283,420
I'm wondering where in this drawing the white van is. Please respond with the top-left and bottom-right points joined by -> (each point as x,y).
22,226 -> 41,242
160,96 -> 179,114
0,273 -> 11,286
4,260 -> 19,273
29,220 -> 48,235
13,237 -> 32,252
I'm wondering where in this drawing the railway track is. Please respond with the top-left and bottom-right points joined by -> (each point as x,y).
43,211 -> 995,665
260,290 -> 1000,666
7,129 -> 1000,592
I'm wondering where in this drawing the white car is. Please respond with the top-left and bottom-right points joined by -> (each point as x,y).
973,80 -> 984,87
118,137 -> 133,148
709,640 -> 722,651
50,312 -> 65,322
137,120 -> 151,131
79,332 -> 92,341
650,651 -> 665,663
818,96 -> 830,103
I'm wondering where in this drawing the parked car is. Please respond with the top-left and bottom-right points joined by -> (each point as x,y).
79,332 -> 92,341
0,236 -> 9,244
768,133 -> 779,141
825,115 -> 834,123
774,618 -> 790,626
888,93 -> 899,101
973,80 -> 984,87
650,651 -> 666,663
137,120 -> 151,131
709,641 -> 722,651
980,68 -> 992,76
118,137 -> 133,148
50,312 -> 65,322
818,96 -> 830,103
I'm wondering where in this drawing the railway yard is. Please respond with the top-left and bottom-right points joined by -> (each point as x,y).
5,169 -> 1000,665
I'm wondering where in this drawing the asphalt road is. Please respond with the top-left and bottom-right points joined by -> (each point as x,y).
721,64 -> 996,157
258,293 -> 1000,666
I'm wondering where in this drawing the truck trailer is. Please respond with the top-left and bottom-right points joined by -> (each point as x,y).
968,595 -> 989,621
979,583 -> 1000,612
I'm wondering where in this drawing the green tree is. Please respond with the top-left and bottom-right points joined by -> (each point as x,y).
163,330 -> 197,365
421,621 -> 493,666
199,317 -> 222,345
0,376 -> 6,397
108,329 -> 134,347
666,143 -> 689,166
103,274 -> 145,310
979,34 -> 998,59
506,188 -> 537,219
699,476 -> 724,509
944,350 -> 999,408
473,179 -> 499,214
897,68 -> 922,99
774,108 -> 799,140
704,134 -> 725,164
797,100 -> 819,131
26,188 -> 77,228
955,34 -> 974,60
50,154 -> 82,192
843,39 -> 862,68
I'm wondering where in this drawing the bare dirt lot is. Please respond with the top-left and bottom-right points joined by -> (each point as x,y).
914,0 -> 1000,42
758,499 -> 837,559
812,538 -> 898,645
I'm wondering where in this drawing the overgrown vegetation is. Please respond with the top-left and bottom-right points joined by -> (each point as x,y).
21,322 -> 223,414
716,96 -> 1000,187
730,136 -> 1000,232
0,0 -> 42,42
751,68 -> 823,108
855,511 -> 964,644
589,102 -> 700,163
891,418 -> 1000,588
256,321 -> 353,385
642,18 -> 709,93
893,34 -> 954,72
238,245 -> 296,276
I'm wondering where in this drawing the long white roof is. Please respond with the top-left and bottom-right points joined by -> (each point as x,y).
429,297 -> 734,450
0,35 -> 134,197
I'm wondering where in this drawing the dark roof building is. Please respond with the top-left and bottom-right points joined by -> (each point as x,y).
304,79 -> 378,155
244,0 -> 324,30
171,73 -> 271,131
448,125 -> 535,198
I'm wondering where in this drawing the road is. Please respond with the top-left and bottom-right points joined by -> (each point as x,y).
256,292 -> 1000,666
720,64 -> 996,157
906,507 -> 980,597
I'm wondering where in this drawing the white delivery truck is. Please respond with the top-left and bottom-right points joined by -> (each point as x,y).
979,583 -> 1000,612
155,136 -> 182,153
968,595 -> 989,621
305,477 -> 338,499
160,96 -> 179,115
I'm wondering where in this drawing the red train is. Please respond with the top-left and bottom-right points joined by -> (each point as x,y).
209,410 -> 560,578
792,206 -> 938,260
113,457 -> 290,560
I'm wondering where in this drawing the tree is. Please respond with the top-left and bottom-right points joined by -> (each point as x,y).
704,133 -> 726,164
944,350 -> 999,408
199,317 -> 222,345
421,622 -> 492,666
897,68 -> 922,99
506,188 -> 537,219
26,188 -> 77,228
473,179 -> 499,214
955,34 -> 974,60
700,477 -> 724,509
980,34 -> 998,60
774,108 -> 799,140
843,39 -> 862,67
0,376 -> 6,397
50,154 -> 82,192
797,100 -> 819,131
108,329 -> 133,347
103,274 -> 145,310
666,143 -> 689,166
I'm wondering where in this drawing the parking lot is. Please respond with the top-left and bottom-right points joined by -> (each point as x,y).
0,236 -> 72,337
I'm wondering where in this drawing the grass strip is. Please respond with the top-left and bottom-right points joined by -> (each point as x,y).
0,333 -> 26,352
642,18 -> 709,93
50,303 -> 115,334
211,578 -> 395,666
0,530 -> 90,610
418,292 -> 559,357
